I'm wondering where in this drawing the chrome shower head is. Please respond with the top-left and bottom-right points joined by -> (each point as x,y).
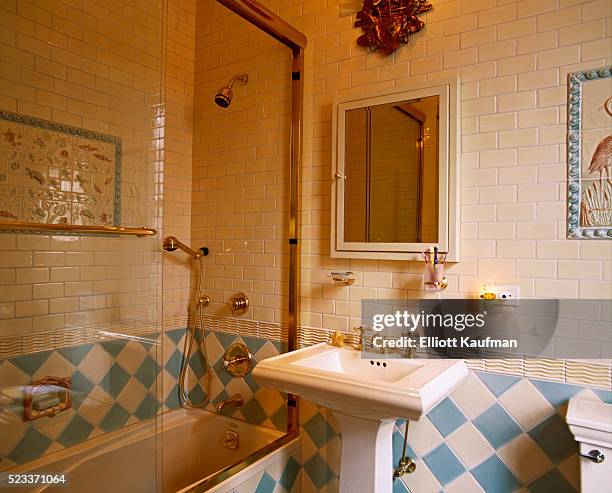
162,236 -> 201,259
214,87 -> 232,108
214,73 -> 249,108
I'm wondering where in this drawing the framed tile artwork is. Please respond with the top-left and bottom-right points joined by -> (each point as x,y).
566,66 -> 612,239
0,110 -> 121,227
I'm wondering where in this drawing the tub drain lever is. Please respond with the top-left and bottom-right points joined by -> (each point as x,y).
222,429 -> 239,450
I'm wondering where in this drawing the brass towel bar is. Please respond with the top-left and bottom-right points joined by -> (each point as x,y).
0,221 -> 156,237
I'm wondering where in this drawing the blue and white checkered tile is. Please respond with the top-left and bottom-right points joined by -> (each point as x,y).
0,327 -> 287,470
161,328 -> 288,432
229,446 -> 300,493
0,334 -> 161,470
299,370 -> 611,493
299,398 -> 341,493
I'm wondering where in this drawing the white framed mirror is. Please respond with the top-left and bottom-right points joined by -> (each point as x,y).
331,78 -> 460,261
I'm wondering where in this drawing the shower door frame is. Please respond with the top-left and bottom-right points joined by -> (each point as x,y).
183,1 -> 306,491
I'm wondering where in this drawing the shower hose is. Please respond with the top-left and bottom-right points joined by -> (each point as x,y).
178,255 -> 212,408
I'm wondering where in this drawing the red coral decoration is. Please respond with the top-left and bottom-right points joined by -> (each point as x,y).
355,0 -> 432,56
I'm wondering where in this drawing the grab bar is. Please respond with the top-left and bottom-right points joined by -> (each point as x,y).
0,221 -> 156,237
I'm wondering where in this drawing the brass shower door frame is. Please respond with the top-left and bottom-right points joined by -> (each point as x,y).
184,1 -> 305,491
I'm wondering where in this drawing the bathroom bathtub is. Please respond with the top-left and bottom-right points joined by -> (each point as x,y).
10,409 -> 286,493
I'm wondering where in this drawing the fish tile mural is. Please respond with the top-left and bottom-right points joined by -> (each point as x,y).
0,111 -> 121,227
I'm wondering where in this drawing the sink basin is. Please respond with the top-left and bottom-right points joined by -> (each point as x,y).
253,343 -> 468,493
254,342 -> 468,421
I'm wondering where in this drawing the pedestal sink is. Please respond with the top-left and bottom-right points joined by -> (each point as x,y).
253,343 -> 468,493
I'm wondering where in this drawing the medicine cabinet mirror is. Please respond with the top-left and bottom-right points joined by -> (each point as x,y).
331,79 -> 460,261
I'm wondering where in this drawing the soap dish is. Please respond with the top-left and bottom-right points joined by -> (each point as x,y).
329,271 -> 356,286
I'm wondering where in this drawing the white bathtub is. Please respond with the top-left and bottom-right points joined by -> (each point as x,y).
8,409 -> 286,493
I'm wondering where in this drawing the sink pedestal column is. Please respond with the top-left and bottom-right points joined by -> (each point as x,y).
333,412 -> 396,493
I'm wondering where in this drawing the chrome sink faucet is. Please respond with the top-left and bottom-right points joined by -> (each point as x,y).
215,393 -> 244,413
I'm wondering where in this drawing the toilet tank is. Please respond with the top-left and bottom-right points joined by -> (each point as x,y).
566,398 -> 612,493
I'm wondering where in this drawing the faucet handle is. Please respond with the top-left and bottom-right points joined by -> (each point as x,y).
352,326 -> 366,351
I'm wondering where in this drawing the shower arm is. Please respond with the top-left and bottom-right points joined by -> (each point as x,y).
162,236 -> 202,259
227,74 -> 248,89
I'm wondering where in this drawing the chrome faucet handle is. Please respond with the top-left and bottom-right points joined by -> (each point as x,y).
229,292 -> 249,315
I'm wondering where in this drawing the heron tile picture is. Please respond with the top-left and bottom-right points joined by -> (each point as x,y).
566,66 -> 612,239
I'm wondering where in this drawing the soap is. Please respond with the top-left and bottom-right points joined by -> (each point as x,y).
32,395 -> 61,411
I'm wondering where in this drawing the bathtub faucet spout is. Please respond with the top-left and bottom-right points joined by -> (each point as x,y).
215,393 -> 244,413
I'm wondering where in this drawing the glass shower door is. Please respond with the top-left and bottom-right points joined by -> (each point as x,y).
0,0 -> 164,490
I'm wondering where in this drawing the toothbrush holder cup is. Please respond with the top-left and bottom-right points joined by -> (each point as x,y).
424,263 -> 448,291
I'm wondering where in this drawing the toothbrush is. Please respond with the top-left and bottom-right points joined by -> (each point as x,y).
433,246 -> 438,265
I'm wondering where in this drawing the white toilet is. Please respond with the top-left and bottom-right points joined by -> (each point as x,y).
566,398 -> 612,492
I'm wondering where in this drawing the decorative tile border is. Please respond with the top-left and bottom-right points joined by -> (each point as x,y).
0,312 -> 288,359
200,314 -> 288,343
0,110 -> 122,227
0,316 -> 165,360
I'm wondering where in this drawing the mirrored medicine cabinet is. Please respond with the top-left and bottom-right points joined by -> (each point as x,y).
331,78 -> 460,261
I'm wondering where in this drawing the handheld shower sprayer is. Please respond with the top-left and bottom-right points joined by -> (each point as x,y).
162,235 -> 211,409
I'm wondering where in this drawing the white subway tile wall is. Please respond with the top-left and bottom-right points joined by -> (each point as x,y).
0,0 -> 165,337
283,0 -> 610,321
162,0 -> 197,323
192,0 -> 293,324
192,0 -> 611,365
